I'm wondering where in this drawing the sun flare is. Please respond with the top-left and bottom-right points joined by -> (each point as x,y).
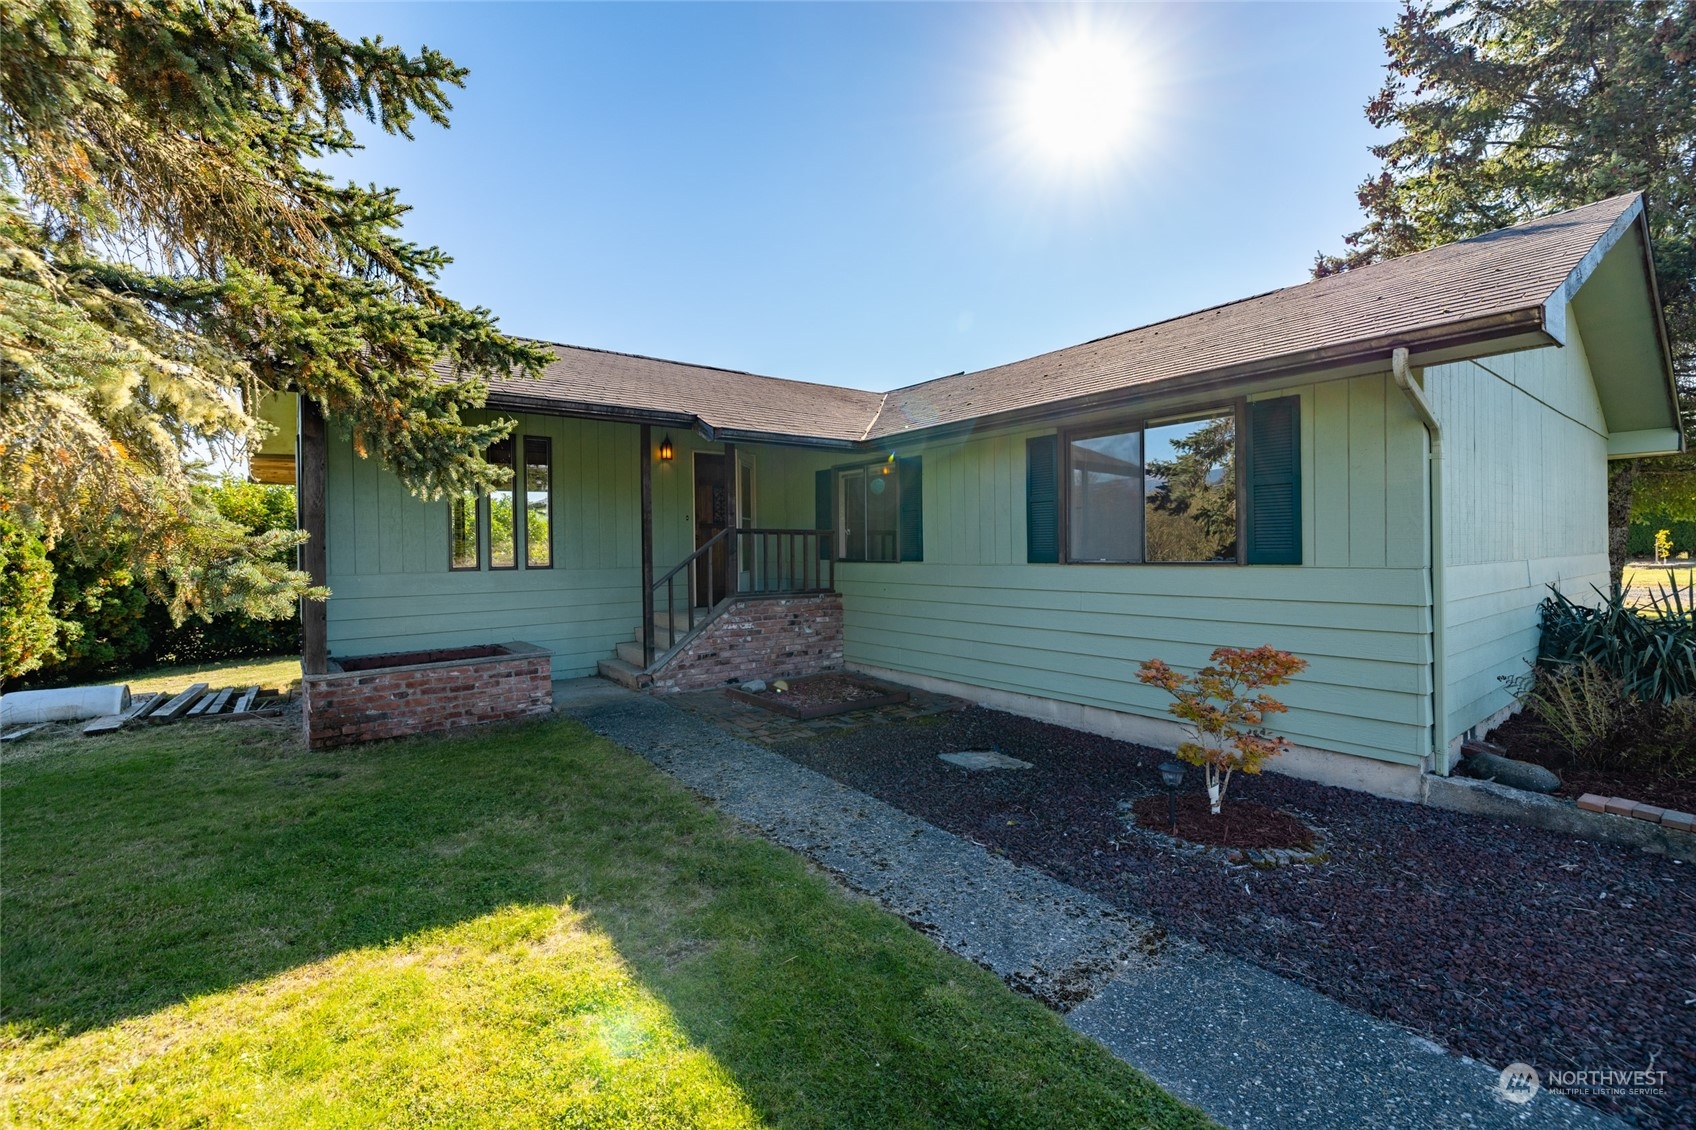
1012,27 -> 1152,174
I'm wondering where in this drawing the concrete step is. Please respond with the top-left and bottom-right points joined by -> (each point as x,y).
596,657 -> 651,691
633,624 -> 680,648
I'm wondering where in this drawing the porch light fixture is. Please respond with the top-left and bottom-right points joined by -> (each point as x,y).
1158,759 -> 1186,831
658,435 -> 674,462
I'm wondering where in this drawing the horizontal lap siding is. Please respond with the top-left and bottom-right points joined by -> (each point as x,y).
840,567 -> 1431,763
1429,320 -> 1609,739
325,413 -> 643,678
840,372 -> 1437,767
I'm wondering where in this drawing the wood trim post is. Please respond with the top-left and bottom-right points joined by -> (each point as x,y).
723,441 -> 738,595
298,397 -> 328,675
640,423 -> 655,669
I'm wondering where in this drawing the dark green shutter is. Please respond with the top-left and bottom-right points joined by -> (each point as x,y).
897,457 -> 923,561
1245,397 -> 1301,565
1026,435 -> 1060,563
815,468 -> 834,560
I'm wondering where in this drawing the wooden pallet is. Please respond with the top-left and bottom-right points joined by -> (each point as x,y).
84,684 -> 282,736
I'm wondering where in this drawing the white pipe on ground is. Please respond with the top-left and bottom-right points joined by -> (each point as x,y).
0,685 -> 131,726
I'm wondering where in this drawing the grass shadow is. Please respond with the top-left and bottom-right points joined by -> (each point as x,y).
2,715 -> 1209,1128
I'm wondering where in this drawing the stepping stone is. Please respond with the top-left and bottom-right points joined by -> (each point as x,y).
938,750 -> 1032,771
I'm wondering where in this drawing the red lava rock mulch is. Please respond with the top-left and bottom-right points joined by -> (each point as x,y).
1486,711 -> 1696,814
780,706 -> 1694,1128
1130,794 -> 1315,850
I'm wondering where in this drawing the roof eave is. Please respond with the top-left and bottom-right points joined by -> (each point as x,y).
481,390 -> 866,449
867,306 -> 1555,446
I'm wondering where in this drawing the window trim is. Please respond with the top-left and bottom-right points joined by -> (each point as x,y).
522,434 -> 553,570
449,492 -> 483,572
1058,403 -> 1243,566
485,437 -> 519,571
831,457 -> 903,563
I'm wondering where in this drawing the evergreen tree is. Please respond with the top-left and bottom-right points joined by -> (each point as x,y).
1318,0 -> 1695,581
0,0 -> 549,623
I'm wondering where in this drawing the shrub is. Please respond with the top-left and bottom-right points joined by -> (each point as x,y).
12,481 -> 300,686
1537,582 -> 1695,703
0,510 -> 57,685
1507,662 -> 1696,780
1137,645 -> 1308,814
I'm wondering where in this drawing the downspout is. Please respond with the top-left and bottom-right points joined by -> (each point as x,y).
1392,347 -> 1449,776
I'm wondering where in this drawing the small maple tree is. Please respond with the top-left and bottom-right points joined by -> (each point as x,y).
1137,645 -> 1308,815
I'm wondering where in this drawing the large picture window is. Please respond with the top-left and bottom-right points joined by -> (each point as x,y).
449,432 -> 552,571
1060,408 -> 1238,565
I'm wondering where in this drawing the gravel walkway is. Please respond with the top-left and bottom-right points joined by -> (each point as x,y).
556,680 -> 1622,1130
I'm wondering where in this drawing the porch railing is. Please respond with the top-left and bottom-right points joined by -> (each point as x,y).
735,528 -> 835,597
642,527 -> 834,669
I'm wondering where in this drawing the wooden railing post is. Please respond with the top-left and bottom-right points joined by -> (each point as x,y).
298,397 -> 328,676
723,443 -> 738,595
640,423 -> 655,670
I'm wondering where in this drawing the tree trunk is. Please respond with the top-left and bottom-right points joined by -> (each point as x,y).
1607,460 -> 1637,590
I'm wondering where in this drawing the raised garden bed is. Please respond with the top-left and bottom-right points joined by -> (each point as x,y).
336,644 -> 509,672
726,673 -> 909,720
1486,710 -> 1696,813
778,704 -> 1695,1127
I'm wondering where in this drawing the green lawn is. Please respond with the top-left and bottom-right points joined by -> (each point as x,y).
115,653 -> 304,697
1623,562 -> 1695,589
1,711 -> 1210,1128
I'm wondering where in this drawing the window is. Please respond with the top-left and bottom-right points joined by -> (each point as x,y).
487,438 -> 517,569
1144,412 -> 1237,563
1038,406 -> 1247,565
449,431 -> 553,571
826,457 -> 922,563
524,436 -> 552,568
450,493 -> 480,570
1068,428 -> 1143,563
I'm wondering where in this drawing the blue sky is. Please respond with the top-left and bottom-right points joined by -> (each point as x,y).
308,2 -> 1397,392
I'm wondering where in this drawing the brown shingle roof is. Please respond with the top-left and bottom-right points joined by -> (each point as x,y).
477,193 -> 1642,445
869,193 -> 1642,439
480,345 -> 884,444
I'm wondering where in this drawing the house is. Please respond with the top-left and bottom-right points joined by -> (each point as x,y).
271,193 -> 1683,796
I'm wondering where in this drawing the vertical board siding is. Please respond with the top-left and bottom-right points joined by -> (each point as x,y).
323,414 -> 839,678
839,372 -> 1437,766
1426,318 -> 1609,740
324,411 -> 643,677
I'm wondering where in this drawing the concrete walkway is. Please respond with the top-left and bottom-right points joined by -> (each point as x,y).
554,678 -> 1622,1130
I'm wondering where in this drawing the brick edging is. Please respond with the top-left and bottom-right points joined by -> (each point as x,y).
1576,793 -> 1696,833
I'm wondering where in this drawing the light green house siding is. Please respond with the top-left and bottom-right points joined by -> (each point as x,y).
322,411 -> 834,678
1427,313 -> 1610,747
319,312 -> 1618,774
836,370 -> 1438,766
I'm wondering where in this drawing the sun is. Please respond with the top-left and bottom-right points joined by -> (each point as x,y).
1011,27 -> 1151,175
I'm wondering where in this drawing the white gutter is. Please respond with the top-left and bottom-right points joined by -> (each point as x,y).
1392,346 -> 1449,775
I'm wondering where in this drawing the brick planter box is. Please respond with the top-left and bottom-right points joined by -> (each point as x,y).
304,641 -> 552,750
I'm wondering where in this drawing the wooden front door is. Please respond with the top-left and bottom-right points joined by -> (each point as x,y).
693,452 -> 728,606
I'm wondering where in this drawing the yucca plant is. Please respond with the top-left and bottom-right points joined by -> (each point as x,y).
1537,580 -> 1696,703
